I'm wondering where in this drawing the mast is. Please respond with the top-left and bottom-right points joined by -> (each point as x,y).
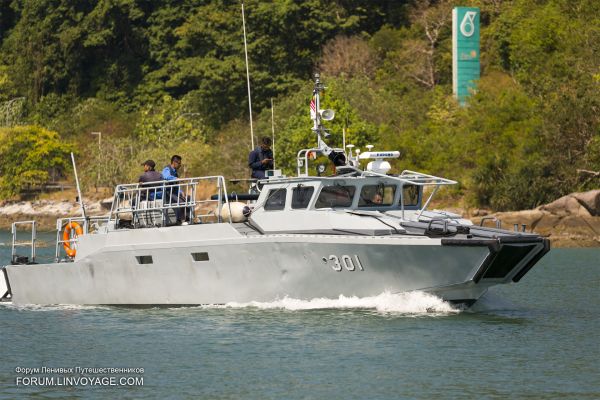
271,97 -> 275,169
312,73 -> 325,149
70,152 -> 87,221
241,2 -> 254,149
310,74 -> 346,166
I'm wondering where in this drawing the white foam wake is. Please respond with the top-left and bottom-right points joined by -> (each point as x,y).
221,291 -> 459,315
0,292 -> 459,315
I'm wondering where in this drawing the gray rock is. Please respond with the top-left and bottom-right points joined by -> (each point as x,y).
541,195 -> 592,217
573,190 -> 600,216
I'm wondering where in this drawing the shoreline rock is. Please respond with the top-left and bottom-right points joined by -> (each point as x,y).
470,190 -> 600,248
0,199 -> 110,231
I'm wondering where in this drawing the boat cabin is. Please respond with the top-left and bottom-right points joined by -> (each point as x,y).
255,176 -> 422,213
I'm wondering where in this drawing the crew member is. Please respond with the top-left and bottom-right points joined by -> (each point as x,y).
248,137 -> 274,179
138,159 -> 163,201
372,192 -> 383,205
139,159 -> 162,183
162,155 -> 182,183
161,155 -> 189,224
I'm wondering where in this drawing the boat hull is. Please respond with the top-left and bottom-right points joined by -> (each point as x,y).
2,226 -> 548,306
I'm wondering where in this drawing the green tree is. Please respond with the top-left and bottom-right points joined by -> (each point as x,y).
487,0 -> 600,196
0,125 -> 73,197
135,95 -> 206,147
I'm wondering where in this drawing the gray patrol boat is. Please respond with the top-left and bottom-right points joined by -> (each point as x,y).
1,76 -> 549,306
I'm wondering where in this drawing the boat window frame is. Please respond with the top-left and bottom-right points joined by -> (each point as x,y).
314,183 -> 357,209
263,187 -> 288,211
291,184 -> 316,210
358,184 -> 397,208
397,184 -> 422,210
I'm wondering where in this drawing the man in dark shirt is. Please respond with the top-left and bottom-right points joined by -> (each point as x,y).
138,160 -> 163,201
139,160 -> 163,183
248,137 -> 274,179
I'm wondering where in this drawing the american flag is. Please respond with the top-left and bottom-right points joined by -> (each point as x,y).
310,96 -> 316,120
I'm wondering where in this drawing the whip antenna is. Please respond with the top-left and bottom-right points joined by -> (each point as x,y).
241,2 -> 254,149
271,97 -> 275,169
70,152 -> 87,221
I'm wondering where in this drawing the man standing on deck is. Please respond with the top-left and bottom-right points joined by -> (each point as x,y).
161,155 -> 189,224
248,137 -> 274,179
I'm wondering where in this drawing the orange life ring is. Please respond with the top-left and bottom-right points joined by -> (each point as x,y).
63,222 -> 83,258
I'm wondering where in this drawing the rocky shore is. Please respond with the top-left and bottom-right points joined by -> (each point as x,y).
470,190 -> 600,247
0,199 -> 111,231
1,190 -> 599,247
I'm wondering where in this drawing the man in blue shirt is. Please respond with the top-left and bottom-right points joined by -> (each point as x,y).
248,137 -> 274,179
162,155 -> 182,183
162,155 -> 189,224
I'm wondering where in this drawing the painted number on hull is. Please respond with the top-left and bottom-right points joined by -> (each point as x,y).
323,255 -> 364,272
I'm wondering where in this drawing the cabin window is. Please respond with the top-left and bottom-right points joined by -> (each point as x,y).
136,255 -> 153,264
264,188 -> 287,211
191,252 -> 209,262
315,185 -> 356,208
400,185 -> 420,207
358,185 -> 396,207
292,186 -> 315,209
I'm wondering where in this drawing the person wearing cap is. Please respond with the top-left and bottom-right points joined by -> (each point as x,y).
139,160 -> 163,184
138,160 -> 163,201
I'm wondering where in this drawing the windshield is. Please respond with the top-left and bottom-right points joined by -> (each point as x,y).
358,184 -> 396,207
315,185 -> 356,208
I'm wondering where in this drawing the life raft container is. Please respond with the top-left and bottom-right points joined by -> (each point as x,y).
63,221 -> 83,258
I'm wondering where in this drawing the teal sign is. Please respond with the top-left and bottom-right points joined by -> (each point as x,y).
452,7 -> 480,105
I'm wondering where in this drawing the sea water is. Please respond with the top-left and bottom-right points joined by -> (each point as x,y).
0,230 -> 598,399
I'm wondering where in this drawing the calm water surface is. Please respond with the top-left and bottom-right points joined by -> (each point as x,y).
0,231 -> 598,399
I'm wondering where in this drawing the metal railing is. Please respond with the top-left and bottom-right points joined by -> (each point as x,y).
480,216 -> 502,229
10,176 -> 236,265
296,148 -> 345,177
11,221 -> 37,264
54,216 -> 109,262
108,176 -> 232,228
357,168 -> 457,220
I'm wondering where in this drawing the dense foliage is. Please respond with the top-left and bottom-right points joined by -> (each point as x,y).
0,0 -> 597,210
0,125 -> 72,197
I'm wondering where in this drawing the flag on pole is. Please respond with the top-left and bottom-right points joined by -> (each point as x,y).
310,96 -> 316,120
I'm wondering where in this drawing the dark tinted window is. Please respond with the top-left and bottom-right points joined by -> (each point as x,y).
358,185 -> 396,207
292,186 -> 315,209
264,188 -> 286,210
191,252 -> 209,262
400,185 -> 420,206
315,186 -> 356,208
136,255 -> 153,264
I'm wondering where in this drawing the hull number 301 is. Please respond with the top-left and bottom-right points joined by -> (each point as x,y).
322,255 -> 364,272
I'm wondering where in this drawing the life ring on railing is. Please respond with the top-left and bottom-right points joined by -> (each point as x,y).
63,221 -> 83,258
